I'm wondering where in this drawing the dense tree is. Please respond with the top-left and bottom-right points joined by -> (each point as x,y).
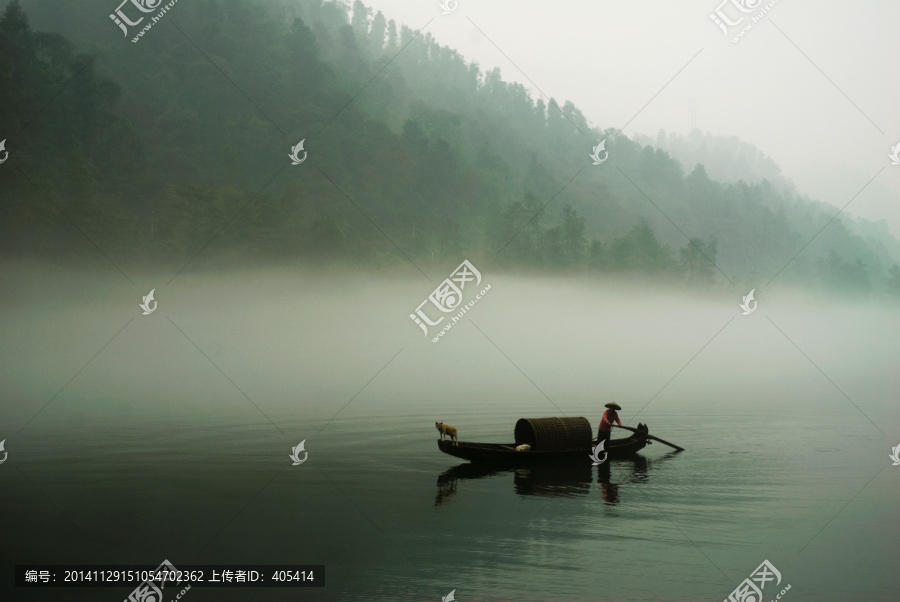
369,11 -> 386,56
886,264 -> 900,298
680,237 -> 718,286
610,223 -> 676,273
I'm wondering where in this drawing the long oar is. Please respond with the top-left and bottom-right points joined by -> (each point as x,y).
613,424 -> 684,452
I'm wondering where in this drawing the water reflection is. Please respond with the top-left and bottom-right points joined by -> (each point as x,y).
514,462 -> 592,498
595,462 -> 617,504
435,453 -> 679,507
599,480 -> 619,504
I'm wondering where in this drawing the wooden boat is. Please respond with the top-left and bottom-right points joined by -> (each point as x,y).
437,416 -> 650,466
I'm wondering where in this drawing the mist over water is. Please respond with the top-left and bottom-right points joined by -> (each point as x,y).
5,261 -> 897,425
2,261 -> 898,600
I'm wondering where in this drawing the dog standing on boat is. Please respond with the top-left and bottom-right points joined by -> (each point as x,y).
435,421 -> 458,445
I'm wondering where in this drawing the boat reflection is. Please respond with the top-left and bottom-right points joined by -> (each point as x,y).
514,461 -> 592,498
435,453 -> 678,507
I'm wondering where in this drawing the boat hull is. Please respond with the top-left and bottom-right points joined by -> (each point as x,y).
437,424 -> 649,465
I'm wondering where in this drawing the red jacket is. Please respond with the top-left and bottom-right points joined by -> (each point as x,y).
598,409 -> 622,434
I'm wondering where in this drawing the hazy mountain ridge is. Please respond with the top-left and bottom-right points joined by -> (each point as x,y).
632,129 -> 900,279
632,130 -> 796,194
1,0 -> 898,297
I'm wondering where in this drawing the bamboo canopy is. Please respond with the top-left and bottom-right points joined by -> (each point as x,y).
514,417 -> 592,451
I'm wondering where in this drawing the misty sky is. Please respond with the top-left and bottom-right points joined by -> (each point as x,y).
359,0 -> 900,234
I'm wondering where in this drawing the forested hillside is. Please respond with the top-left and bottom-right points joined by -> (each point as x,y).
633,129 -> 900,277
2,0 -> 898,297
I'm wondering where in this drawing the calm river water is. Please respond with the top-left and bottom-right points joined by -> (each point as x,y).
1,265 -> 898,601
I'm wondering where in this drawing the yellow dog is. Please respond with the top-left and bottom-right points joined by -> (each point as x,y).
435,421 -> 458,444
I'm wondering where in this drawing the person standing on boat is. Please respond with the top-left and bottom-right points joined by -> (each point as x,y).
597,402 -> 622,449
